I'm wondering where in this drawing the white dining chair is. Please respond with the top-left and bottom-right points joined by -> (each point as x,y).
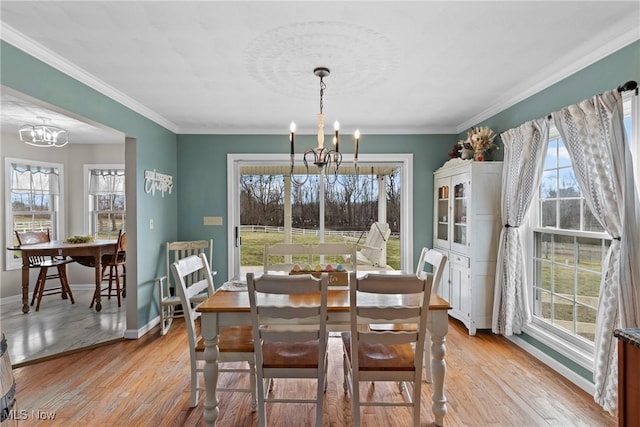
341,272 -> 433,427
247,272 -> 329,427
171,254 -> 256,409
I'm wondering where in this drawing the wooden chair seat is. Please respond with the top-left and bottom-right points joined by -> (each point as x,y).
341,333 -> 415,371
195,326 -> 255,354
262,340 -> 320,369
219,325 -> 254,353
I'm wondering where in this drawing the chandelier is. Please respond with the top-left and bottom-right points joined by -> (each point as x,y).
19,119 -> 69,148
289,67 -> 360,185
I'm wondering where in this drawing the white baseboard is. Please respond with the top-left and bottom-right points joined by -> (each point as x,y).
124,316 -> 160,339
506,334 -> 595,395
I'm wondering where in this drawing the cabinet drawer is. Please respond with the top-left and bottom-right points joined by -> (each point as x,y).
450,253 -> 470,268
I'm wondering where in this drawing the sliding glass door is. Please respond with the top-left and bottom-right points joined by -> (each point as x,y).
227,154 -> 412,278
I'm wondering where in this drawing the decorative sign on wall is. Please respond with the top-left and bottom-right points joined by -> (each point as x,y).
144,169 -> 173,197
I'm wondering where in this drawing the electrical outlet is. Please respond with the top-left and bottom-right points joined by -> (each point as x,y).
149,219 -> 154,230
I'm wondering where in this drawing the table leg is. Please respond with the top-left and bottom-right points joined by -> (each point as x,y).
94,249 -> 103,312
430,312 -> 448,426
201,314 -> 220,426
21,262 -> 30,314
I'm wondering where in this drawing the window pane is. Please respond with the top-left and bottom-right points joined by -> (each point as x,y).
554,265 -> 575,295
576,304 -> 597,341
577,269 -> 600,299
559,199 -> 580,229
540,170 -> 557,198
553,234 -> 575,265
541,200 -> 557,227
553,294 -> 575,333
558,168 -> 580,197
535,289 -> 553,321
577,237 -> 604,273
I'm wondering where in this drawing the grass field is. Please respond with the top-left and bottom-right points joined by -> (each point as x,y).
240,230 -> 401,270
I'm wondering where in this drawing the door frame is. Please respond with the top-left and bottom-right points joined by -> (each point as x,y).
227,153 -> 413,277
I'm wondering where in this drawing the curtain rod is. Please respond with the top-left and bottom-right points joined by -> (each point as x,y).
546,80 -> 638,120
617,80 -> 638,93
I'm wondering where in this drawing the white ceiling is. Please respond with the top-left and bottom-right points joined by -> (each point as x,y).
1,1 -> 638,145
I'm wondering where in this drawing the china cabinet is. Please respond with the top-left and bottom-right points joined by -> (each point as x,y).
433,158 -> 502,335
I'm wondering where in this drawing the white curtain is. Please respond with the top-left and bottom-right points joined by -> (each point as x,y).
553,89 -> 640,412
492,118 -> 549,335
89,169 -> 125,195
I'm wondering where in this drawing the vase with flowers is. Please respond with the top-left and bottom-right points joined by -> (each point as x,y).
465,126 -> 498,161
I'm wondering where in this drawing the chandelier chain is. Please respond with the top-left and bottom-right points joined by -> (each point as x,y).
319,77 -> 326,115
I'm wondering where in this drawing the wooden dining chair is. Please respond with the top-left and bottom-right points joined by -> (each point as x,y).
246,272 -> 329,427
171,254 -> 256,409
15,229 -> 75,312
157,239 -> 213,335
341,273 -> 433,427
92,230 -> 126,308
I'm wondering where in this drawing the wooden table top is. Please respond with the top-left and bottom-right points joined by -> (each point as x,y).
197,289 -> 451,313
16,240 -> 116,251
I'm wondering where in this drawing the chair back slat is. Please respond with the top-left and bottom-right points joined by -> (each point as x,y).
15,229 -> 54,266
263,243 -> 312,272
247,271 -> 329,360
166,240 -> 212,287
171,254 -> 216,348
415,247 -> 447,295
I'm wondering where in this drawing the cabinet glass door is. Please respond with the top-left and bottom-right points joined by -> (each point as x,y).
452,174 -> 469,249
436,183 -> 450,243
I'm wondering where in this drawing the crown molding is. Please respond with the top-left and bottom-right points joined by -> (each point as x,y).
456,25 -> 640,134
1,23 -> 179,134
177,126 -> 458,135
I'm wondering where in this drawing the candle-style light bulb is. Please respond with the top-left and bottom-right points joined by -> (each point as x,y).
354,129 -> 360,161
289,121 -> 296,155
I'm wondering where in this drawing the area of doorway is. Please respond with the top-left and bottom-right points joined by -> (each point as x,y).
227,153 -> 413,277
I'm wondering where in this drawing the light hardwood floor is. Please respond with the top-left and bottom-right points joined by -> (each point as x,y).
9,316 -> 616,426
1,289 -> 125,367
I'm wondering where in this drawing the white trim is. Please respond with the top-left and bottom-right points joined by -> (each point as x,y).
5,157 -> 65,270
227,153 -> 413,277
507,332 -> 595,395
124,316 -> 161,339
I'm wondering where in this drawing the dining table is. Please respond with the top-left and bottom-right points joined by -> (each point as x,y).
15,239 -> 117,313
196,272 -> 452,426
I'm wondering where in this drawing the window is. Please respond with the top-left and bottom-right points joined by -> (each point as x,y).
84,165 -> 125,239
529,92 -> 637,363
5,158 -> 64,269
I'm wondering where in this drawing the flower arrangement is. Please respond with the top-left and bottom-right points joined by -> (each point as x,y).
466,126 -> 498,154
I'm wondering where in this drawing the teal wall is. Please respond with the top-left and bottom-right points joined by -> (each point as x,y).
463,40 -> 640,382
1,41 -> 179,329
176,134 -> 453,281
